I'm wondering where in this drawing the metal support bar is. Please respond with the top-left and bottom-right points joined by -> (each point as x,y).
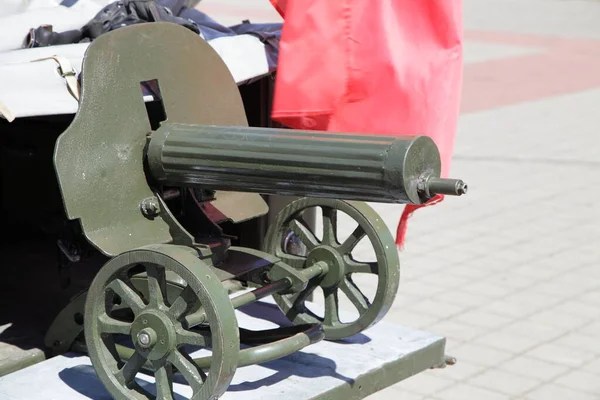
230,279 -> 291,310
110,324 -> 324,372
185,261 -> 329,328
184,279 -> 291,328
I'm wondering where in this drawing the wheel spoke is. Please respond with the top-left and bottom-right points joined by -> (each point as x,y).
339,226 -> 366,254
108,279 -> 145,315
288,219 -> 319,250
340,277 -> 370,315
284,283 -> 322,324
176,326 -> 211,347
277,252 -> 307,269
322,207 -> 338,245
290,279 -> 320,311
285,302 -> 321,323
145,264 -> 167,308
168,349 -> 205,392
323,287 -> 340,325
102,334 -> 123,370
168,285 -> 197,320
345,258 -> 379,275
114,350 -> 146,386
98,313 -> 132,335
153,362 -> 174,400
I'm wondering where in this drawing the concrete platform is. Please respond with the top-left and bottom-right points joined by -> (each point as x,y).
0,300 -> 447,400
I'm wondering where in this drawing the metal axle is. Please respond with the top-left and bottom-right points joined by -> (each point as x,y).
184,261 -> 329,328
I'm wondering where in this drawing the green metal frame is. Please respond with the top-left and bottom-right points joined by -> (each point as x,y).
44,21 -> 469,400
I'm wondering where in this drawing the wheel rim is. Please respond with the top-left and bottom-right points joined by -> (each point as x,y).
84,244 -> 239,400
265,198 -> 400,341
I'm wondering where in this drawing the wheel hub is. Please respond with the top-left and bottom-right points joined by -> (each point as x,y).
131,311 -> 176,361
306,246 -> 345,289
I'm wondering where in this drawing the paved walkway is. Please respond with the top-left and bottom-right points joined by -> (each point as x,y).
200,1 -> 600,399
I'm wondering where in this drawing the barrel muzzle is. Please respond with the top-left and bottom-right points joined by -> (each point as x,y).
418,175 -> 468,198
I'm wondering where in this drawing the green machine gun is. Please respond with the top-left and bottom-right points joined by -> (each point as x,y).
33,22 -> 467,400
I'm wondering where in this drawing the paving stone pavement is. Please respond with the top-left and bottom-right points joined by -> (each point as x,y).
197,1 -> 600,399
368,1 -> 600,398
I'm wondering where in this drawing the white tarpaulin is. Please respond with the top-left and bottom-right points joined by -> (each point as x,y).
0,0 -> 272,121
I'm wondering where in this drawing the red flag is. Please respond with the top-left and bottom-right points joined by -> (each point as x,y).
270,0 -> 463,248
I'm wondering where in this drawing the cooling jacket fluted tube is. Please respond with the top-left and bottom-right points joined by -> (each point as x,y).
146,123 -> 458,204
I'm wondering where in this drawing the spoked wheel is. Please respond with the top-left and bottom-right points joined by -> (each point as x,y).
264,198 -> 400,341
84,244 -> 239,400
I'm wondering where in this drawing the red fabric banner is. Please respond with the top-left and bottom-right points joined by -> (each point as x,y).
270,0 -> 463,248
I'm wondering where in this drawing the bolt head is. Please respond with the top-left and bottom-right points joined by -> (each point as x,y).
138,332 -> 151,347
140,197 -> 160,217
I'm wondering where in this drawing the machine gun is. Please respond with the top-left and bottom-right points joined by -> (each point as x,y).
42,22 -> 467,400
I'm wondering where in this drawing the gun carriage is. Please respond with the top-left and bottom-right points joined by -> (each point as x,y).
0,21 -> 467,400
